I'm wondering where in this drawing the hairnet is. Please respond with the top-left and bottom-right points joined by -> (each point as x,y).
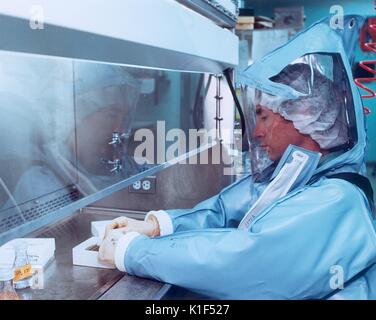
257,62 -> 349,150
74,61 -> 140,126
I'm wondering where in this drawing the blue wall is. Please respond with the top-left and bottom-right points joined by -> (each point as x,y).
248,0 -> 376,162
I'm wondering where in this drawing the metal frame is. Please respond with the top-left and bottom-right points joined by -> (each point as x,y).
176,0 -> 239,28
0,0 -> 238,73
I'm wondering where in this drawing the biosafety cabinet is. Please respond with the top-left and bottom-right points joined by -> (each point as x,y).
0,0 -> 239,299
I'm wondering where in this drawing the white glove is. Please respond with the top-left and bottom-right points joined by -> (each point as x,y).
103,215 -> 160,240
98,229 -> 123,266
98,215 -> 161,265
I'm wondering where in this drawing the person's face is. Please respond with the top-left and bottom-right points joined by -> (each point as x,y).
253,105 -> 306,162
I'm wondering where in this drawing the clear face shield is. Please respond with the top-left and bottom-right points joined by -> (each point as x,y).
240,86 -> 274,182
241,52 -> 356,183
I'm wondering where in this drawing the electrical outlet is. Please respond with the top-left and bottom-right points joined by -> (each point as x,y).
129,176 -> 156,194
142,180 -> 151,191
132,180 -> 142,190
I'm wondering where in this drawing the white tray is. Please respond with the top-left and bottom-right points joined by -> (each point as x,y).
72,237 -> 115,269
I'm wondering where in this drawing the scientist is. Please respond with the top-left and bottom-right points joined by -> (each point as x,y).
99,16 -> 376,299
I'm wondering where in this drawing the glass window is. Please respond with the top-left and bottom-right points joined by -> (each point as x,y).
0,51 -> 214,239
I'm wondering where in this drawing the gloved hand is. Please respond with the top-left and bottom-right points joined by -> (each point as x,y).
98,229 -> 123,266
98,215 -> 160,266
103,215 -> 160,240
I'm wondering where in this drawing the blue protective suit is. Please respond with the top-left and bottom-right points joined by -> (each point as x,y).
120,16 -> 376,299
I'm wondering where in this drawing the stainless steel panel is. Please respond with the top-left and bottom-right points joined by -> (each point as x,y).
0,186 -> 80,235
99,276 -> 164,300
0,1 -> 238,74
92,144 -> 233,212
0,144 -> 215,245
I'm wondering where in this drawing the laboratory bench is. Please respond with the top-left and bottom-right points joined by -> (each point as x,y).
18,210 -> 169,300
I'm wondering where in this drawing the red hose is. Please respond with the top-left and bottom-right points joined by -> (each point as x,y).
355,23 -> 376,115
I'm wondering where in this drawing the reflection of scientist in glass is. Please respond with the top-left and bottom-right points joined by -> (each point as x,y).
70,62 -> 141,182
48,61 -> 142,196
0,56 -> 141,219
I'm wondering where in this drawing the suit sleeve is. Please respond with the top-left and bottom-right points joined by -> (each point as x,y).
152,175 -> 260,234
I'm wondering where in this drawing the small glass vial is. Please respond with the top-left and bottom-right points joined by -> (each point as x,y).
13,241 -> 33,290
0,267 -> 19,300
